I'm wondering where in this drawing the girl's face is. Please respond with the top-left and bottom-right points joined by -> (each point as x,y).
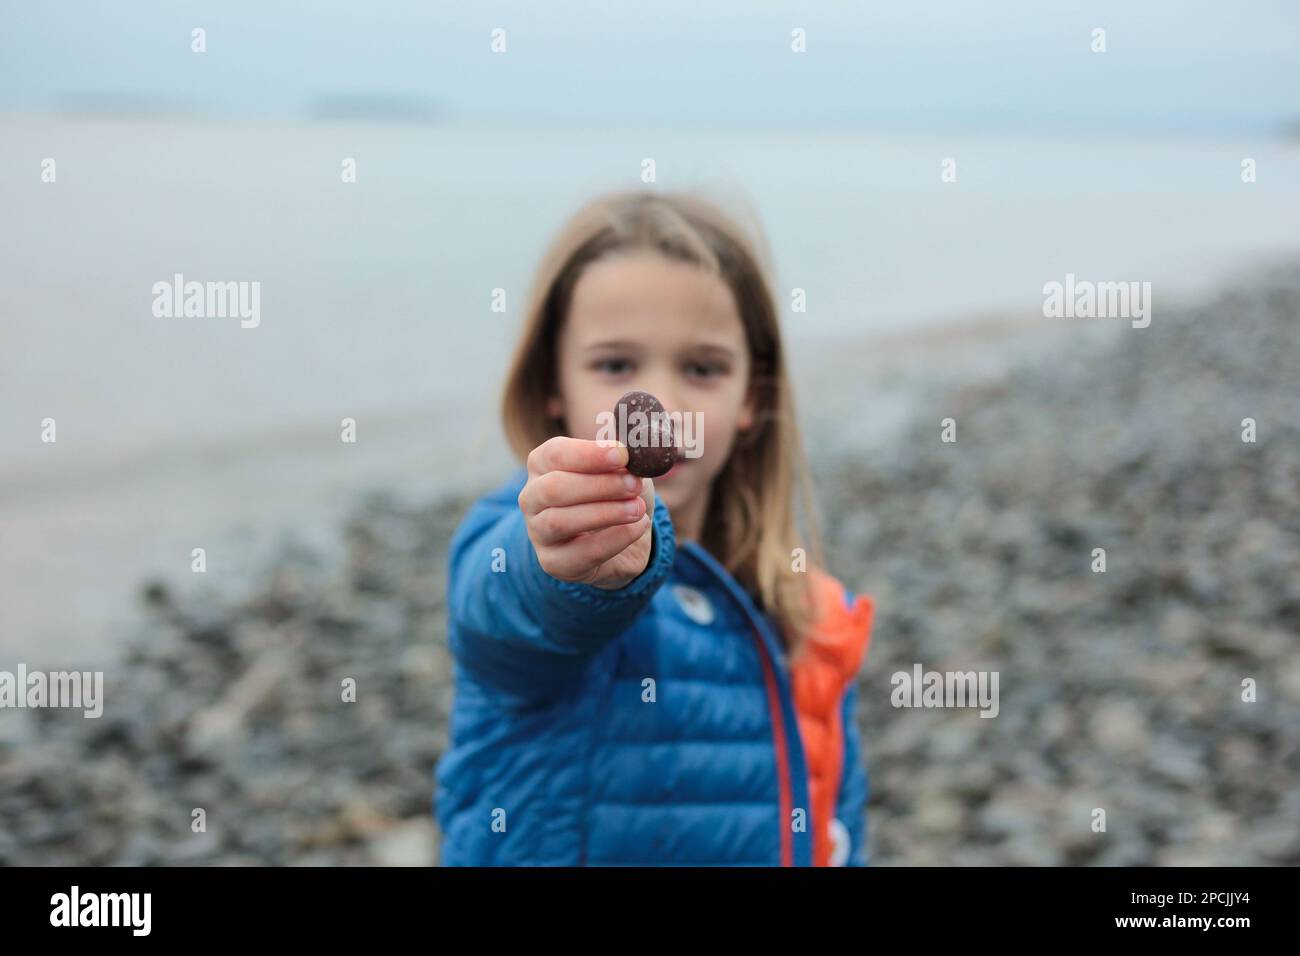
548,251 -> 755,542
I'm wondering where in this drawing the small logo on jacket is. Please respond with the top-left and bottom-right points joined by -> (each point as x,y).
672,585 -> 715,625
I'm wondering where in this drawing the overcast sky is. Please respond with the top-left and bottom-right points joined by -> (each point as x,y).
2,0 -> 1297,134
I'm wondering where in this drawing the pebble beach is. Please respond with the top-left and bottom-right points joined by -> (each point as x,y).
1,263 -> 1297,865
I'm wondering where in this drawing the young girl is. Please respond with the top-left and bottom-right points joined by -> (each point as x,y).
435,190 -> 875,866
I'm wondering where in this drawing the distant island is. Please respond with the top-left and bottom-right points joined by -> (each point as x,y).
306,94 -> 444,124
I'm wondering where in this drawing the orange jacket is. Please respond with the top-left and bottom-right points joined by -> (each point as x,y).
789,570 -> 875,866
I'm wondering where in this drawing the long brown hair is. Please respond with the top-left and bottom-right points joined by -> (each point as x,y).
501,189 -> 825,655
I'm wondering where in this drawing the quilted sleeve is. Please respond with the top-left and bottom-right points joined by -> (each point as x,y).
447,483 -> 676,704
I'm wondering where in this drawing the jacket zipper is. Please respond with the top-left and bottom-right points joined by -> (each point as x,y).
752,628 -> 795,866
679,543 -> 800,866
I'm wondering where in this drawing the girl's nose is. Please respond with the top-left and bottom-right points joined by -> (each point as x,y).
640,387 -> 684,450
638,382 -> 679,420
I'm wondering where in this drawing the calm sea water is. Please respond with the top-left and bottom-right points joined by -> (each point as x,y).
2,115 -> 1298,661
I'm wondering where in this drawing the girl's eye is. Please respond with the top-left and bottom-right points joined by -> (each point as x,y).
686,362 -> 724,380
594,358 -> 633,375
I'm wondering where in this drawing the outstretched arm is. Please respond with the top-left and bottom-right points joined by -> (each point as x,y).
448,442 -> 676,705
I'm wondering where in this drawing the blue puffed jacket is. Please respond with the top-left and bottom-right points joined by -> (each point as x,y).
434,466 -> 875,866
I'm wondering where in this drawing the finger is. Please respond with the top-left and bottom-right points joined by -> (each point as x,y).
520,469 -> 642,515
543,515 -> 652,579
531,497 -> 647,546
638,477 -> 656,519
527,436 -> 628,478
